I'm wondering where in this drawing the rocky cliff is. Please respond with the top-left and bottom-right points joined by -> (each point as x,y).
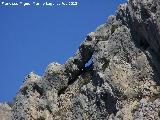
1,0 -> 160,119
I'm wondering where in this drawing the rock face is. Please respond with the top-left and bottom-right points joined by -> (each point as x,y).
1,0 -> 160,119
0,103 -> 12,120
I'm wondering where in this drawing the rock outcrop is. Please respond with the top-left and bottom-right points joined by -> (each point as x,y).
1,0 -> 160,119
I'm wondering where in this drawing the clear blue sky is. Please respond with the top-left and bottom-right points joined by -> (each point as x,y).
0,0 -> 126,102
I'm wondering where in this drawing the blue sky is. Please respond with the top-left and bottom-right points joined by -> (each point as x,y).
0,0 -> 126,102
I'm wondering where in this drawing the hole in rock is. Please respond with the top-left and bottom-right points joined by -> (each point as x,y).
85,58 -> 93,68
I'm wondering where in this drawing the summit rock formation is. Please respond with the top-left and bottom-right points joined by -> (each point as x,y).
1,0 -> 160,119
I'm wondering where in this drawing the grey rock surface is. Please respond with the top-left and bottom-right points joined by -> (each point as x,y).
0,103 -> 12,120
1,0 -> 160,119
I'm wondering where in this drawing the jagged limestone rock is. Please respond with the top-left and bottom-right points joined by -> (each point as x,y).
0,103 -> 12,120
1,0 -> 160,119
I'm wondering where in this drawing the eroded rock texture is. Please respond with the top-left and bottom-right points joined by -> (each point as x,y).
1,0 -> 160,119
